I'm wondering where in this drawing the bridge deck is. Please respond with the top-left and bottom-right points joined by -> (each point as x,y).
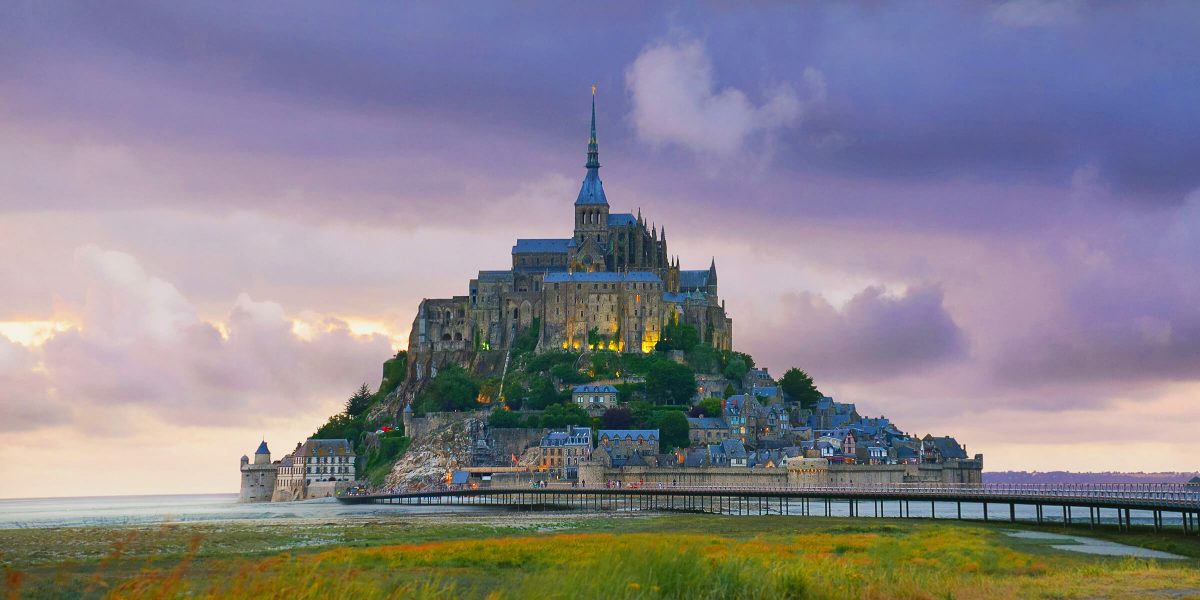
338,483 -> 1200,534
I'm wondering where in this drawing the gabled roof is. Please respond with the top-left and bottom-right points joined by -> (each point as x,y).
512,239 -> 571,254
926,436 -> 968,460
599,429 -> 659,441
722,438 -> 748,459
297,438 -> 353,457
573,384 -> 618,394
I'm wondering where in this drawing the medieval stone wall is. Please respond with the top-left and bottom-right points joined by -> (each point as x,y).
489,428 -> 546,464
577,460 -> 983,487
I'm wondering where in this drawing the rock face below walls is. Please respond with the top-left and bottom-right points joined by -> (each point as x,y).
384,417 -> 479,490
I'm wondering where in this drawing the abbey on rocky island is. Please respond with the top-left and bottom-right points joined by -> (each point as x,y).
408,93 -> 733,358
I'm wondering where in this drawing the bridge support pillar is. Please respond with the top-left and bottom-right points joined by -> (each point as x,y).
1010,503 -> 1016,523
957,501 -> 962,520
931,500 -> 936,519
983,502 -> 989,522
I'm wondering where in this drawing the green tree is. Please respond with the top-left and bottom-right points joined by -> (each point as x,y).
550,362 -> 590,385
345,383 -> 374,418
488,408 -> 523,429
779,368 -> 823,409
649,410 -> 690,452
722,356 -> 749,381
723,383 -> 737,399
685,344 -> 721,374
656,321 -> 700,353
645,360 -> 697,405
541,403 -> 590,428
688,397 -> 723,419
525,377 -> 562,410
415,364 -> 481,413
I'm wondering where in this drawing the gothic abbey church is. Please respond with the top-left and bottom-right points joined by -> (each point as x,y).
407,94 -> 733,362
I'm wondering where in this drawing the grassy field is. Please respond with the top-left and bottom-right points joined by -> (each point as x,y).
2,513 -> 1199,599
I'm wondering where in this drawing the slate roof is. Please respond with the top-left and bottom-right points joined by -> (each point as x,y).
512,239 -> 571,254
451,471 -> 469,485
255,441 -> 270,455
662,292 -> 688,303
543,271 -> 661,283
927,436 -> 968,460
476,270 -> 513,282
297,438 -> 354,457
721,439 -> 748,459
542,426 -> 592,446
607,213 -> 637,226
599,429 -> 659,441
752,386 -> 780,399
1188,476 -> 1200,485
679,270 -> 711,289
687,417 -> 727,429
684,448 -> 710,467
573,384 -> 618,394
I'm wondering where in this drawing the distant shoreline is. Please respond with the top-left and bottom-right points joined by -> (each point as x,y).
984,471 -> 1200,484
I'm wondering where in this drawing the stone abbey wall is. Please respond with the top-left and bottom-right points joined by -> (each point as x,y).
577,460 -> 983,488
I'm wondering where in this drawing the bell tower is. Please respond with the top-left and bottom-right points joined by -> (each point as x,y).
573,86 -> 609,271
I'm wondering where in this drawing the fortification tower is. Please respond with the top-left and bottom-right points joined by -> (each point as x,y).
239,440 -> 279,503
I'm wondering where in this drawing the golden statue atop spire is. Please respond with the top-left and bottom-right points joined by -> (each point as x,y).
592,84 -> 597,96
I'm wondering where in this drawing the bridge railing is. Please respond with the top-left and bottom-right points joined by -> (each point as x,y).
345,482 -> 1200,507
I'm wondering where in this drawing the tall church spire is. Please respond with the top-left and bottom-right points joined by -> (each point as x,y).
586,85 -> 600,170
575,86 -> 608,206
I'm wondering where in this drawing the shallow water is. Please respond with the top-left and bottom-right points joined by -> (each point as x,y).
0,494 -> 497,529
1004,530 -> 1186,559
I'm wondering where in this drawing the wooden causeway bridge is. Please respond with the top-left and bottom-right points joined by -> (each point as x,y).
340,483 -> 1200,534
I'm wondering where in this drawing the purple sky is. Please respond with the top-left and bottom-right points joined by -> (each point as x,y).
2,2 -> 1199,496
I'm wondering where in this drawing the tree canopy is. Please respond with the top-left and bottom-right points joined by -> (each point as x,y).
344,383 -> 374,418
648,410 -> 690,452
600,406 -> 634,429
645,360 -> 697,405
540,402 -> 591,428
655,320 -> 700,353
779,368 -> 823,409
688,397 -> 723,419
415,364 -> 481,413
488,408 -> 523,429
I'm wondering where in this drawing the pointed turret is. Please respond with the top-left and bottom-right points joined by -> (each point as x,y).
707,257 -> 719,296
575,87 -> 608,206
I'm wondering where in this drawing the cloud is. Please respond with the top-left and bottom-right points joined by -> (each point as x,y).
0,335 -> 60,433
625,37 -> 819,158
3,245 -> 394,433
991,0 -> 1083,28
757,284 -> 968,381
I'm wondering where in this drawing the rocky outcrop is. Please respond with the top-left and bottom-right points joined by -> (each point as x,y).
383,416 -> 480,490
